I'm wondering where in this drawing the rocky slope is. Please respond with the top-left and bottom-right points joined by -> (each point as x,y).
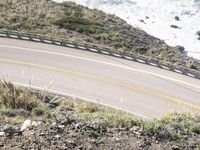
0,0 -> 200,72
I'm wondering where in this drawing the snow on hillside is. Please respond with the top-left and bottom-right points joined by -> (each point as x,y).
54,0 -> 200,59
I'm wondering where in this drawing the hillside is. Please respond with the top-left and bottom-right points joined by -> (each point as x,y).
0,0 -> 200,72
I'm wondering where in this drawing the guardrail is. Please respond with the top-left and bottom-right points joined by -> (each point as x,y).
0,30 -> 200,80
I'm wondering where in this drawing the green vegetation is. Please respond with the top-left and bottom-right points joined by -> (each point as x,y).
142,113 -> 200,140
52,16 -> 104,34
60,100 -> 139,128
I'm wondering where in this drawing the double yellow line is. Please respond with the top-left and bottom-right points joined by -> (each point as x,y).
0,58 -> 200,110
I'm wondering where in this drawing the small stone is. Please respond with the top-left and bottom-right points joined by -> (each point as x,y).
170,25 -> 180,29
0,132 -> 5,136
20,120 -> 31,132
55,135 -> 61,139
172,145 -> 180,150
175,16 -> 180,21
196,31 -> 200,36
130,126 -> 139,132
58,125 -> 65,128
32,121 -> 38,127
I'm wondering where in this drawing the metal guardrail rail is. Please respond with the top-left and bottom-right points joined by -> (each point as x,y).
0,30 -> 200,80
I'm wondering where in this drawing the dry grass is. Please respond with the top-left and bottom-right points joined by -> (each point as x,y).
0,80 -> 43,111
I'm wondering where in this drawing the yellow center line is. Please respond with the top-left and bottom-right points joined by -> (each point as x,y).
0,58 -> 200,110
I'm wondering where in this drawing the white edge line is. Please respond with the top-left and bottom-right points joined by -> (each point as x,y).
1,44 -> 200,90
12,82 -> 150,120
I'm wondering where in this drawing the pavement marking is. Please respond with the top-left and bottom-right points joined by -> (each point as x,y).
0,44 -> 200,90
0,58 -> 200,110
11,82 -> 150,120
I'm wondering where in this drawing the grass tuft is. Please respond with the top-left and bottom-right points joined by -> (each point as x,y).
0,80 -> 43,111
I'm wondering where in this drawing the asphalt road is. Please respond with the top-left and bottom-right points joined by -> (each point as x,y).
0,38 -> 200,119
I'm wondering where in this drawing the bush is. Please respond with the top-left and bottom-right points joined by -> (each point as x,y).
52,16 -> 104,34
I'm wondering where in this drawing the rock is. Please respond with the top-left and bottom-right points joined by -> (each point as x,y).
172,145 -> 180,150
170,25 -> 180,29
55,135 -> 61,139
196,31 -> 200,40
20,120 -> 40,132
20,120 -> 31,132
3,126 -> 18,136
175,16 -> 180,21
196,31 -> 200,36
31,121 -> 41,127
0,132 -> 5,136
140,20 -> 144,23
130,126 -> 139,132
47,103 -> 58,108
173,46 -> 186,54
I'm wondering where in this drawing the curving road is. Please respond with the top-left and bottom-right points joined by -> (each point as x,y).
0,38 -> 200,119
